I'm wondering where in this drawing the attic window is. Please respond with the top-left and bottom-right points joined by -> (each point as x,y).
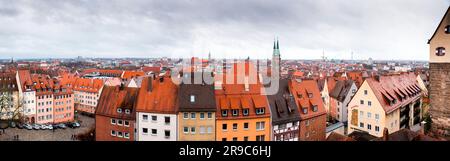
436,47 -> 446,56
302,107 -> 308,114
243,109 -> 249,116
117,108 -> 122,113
255,108 -> 265,115
125,109 -> 131,114
446,25 -> 450,34
190,95 -> 195,103
308,93 -> 313,98
312,105 -> 318,112
222,110 -> 228,117
232,109 -> 239,116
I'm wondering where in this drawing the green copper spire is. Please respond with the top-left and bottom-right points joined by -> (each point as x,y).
273,38 -> 280,56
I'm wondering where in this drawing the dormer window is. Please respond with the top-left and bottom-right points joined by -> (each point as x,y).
222,110 -> 228,117
117,108 -> 122,113
436,47 -> 446,56
255,108 -> 265,115
243,109 -> 249,116
302,107 -> 308,114
190,95 -> 195,103
232,109 -> 239,116
308,93 -> 313,98
312,105 -> 318,112
445,25 -> 450,34
125,109 -> 131,114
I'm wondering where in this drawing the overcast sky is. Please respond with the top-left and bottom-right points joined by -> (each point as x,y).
0,0 -> 449,60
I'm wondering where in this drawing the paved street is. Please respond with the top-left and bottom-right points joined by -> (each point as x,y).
0,114 -> 94,141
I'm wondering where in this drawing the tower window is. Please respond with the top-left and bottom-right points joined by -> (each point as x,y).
436,47 -> 446,56
445,25 -> 450,34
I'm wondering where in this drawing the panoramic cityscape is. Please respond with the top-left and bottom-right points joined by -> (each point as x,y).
0,1 -> 449,142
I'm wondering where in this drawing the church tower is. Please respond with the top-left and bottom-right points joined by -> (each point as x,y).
272,39 -> 281,78
428,6 -> 450,136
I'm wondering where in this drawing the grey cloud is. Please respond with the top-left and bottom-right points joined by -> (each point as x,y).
0,0 -> 449,60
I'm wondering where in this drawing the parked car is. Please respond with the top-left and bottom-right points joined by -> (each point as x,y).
41,124 -> 51,130
67,122 -> 81,128
73,122 -> 81,128
57,123 -> 66,129
24,124 -> 31,130
32,124 -> 41,130
16,123 -> 24,129
52,124 -> 59,129
47,124 -> 53,130
9,122 -> 16,128
23,124 -> 33,130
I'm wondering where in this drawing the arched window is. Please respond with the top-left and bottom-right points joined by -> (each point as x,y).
436,47 -> 446,56
445,25 -> 450,34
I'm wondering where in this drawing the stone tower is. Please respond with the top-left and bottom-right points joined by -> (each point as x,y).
272,39 -> 281,78
428,6 -> 450,136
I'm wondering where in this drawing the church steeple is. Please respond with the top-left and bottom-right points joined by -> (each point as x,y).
273,38 -> 280,56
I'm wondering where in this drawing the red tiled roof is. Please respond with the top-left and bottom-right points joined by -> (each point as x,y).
215,62 -> 270,119
290,79 -> 326,120
365,73 -> 422,114
96,86 -> 139,119
72,78 -> 104,93
121,71 -> 145,80
135,76 -> 178,114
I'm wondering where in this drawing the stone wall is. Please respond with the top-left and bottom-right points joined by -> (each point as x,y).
429,63 -> 450,136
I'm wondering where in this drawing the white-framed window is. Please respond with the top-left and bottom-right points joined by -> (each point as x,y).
256,121 -> 265,131
111,130 -> 116,136
117,108 -> 122,113
164,116 -> 170,124
151,115 -> 157,122
368,101 -> 372,107
360,111 -> 364,118
375,126 -> 380,132
143,114 -> 148,121
207,112 -> 212,119
436,47 -> 446,56
364,90 -> 368,95
200,126 -> 206,134
233,123 -> 238,131
190,127 -> 196,134
190,95 -> 195,103
164,130 -> 170,138
183,127 -> 189,134
142,128 -> 148,134
111,119 -> 116,125
222,110 -> 228,117
151,129 -> 157,136
367,112 -> 372,119
117,120 -> 123,126
124,132 -> 130,139
255,108 -> 265,115
183,112 -> 189,119
232,109 -> 238,116
375,114 -> 379,120
200,113 -> 205,119
360,122 -> 364,128
222,124 -> 227,131
124,121 -> 130,127
367,124 -> 372,130
243,109 -> 249,116
125,109 -> 131,114
117,131 -> 123,138
207,126 -> 212,134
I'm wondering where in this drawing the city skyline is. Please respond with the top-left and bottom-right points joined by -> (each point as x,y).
0,0 -> 449,60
